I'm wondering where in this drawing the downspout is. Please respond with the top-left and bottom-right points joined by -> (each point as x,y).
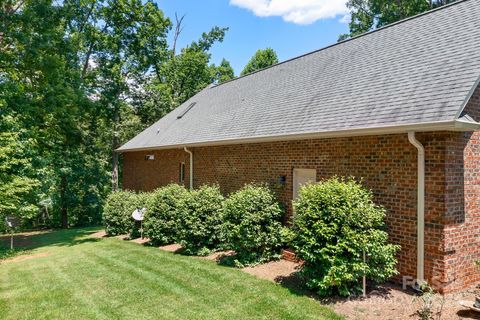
407,132 -> 425,286
183,147 -> 193,190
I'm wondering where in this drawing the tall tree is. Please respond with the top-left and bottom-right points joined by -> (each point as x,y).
339,0 -> 457,41
240,48 -> 278,76
212,58 -> 235,84
65,0 -> 172,191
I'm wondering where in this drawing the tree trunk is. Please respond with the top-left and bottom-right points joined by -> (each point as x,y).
112,107 -> 119,191
60,174 -> 68,228
112,148 -> 119,191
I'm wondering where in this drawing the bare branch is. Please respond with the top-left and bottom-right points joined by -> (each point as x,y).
172,12 -> 185,58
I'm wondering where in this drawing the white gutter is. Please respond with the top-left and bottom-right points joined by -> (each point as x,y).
183,147 -> 193,190
408,132 -> 425,286
117,119 -> 480,153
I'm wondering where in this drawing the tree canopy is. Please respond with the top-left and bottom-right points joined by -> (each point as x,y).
240,48 -> 278,76
0,0 -> 234,230
339,0 -> 457,41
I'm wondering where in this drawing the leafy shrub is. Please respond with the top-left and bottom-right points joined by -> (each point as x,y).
144,184 -> 188,245
103,191 -> 150,237
222,184 -> 284,266
291,177 -> 400,297
176,185 -> 225,255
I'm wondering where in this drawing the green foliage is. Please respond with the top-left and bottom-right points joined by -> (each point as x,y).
211,58 -> 235,84
176,185 -> 225,255
291,177 -> 400,296
144,184 -> 188,245
0,0 -> 230,231
339,0 -> 457,41
0,115 -> 39,232
103,191 -> 150,237
132,25 -> 230,124
240,48 -> 278,76
222,184 -> 284,266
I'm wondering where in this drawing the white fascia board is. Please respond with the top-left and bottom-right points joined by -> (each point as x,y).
117,119 -> 479,153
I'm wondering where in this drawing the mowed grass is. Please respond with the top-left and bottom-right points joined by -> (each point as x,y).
0,227 -> 341,320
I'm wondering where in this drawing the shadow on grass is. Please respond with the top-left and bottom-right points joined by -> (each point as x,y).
275,271 -> 321,300
0,227 -> 101,251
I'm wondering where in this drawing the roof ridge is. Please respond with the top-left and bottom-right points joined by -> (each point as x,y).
212,0 -> 471,89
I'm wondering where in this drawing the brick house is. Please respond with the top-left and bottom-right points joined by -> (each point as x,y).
119,0 -> 480,293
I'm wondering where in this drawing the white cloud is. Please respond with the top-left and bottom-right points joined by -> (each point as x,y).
230,0 -> 348,25
339,13 -> 351,24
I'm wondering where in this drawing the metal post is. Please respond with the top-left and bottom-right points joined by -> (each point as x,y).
363,249 -> 366,297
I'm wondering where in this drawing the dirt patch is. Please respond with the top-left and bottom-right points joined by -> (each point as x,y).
243,259 -> 300,282
159,244 -> 183,252
2,252 -> 50,264
89,230 -> 107,239
324,283 -> 480,320
203,250 -> 236,262
130,237 -> 150,245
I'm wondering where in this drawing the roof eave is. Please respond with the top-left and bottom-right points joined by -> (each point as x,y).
116,119 -> 480,153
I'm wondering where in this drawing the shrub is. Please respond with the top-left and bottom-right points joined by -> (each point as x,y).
176,185 -> 225,255
291,177 -> 400,297
103,191 -> 150,237
144,184 -> 188,245
222,184 -> 284,266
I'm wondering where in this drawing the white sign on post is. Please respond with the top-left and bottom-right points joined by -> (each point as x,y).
5,216 -> 20,250
132,208 -> 146,239
131,208 -> 146,221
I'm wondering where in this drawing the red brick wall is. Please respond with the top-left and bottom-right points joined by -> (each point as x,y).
437,85 -> 480,292
122,132 -> 465,289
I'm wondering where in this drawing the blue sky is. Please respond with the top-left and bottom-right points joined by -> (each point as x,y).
156,0 -> 349,75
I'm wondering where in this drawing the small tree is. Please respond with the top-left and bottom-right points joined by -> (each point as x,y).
292,177 -> 400,297
222,184 -> 284,266
144,184 -> 188,245
176,185 -> 225,255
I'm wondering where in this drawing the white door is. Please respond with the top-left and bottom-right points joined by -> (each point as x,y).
293,168 -> 317,200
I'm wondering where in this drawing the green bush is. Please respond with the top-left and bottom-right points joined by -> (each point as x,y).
291,177 -> 400,297
144,184 -> 188,245
222,184 -> 284,266
176,185 -> 225,255
103,191 -> 149,237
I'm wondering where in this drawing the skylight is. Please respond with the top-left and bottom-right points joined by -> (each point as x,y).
177,102 -> 196,119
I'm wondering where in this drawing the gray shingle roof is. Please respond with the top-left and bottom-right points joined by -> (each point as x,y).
119,0 -> 480,152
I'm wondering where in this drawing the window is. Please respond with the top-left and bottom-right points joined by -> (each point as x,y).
179,162 -> 185,183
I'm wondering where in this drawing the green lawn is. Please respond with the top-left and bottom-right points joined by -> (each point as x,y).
0,227 -> 341,320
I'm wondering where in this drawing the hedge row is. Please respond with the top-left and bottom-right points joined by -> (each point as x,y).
103,190 -> 149,238
103,178 -> 400,296
103,184 -> 286,264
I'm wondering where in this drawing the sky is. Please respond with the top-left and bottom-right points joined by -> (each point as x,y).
156,0 -> 350,75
